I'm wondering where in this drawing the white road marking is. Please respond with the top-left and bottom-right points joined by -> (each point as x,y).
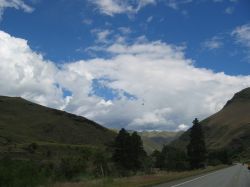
170,167 -> 228,187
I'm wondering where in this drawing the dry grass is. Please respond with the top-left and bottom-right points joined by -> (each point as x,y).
50,165 -> 226,187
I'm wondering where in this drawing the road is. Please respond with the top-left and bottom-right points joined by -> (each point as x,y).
154,164 -> 250,187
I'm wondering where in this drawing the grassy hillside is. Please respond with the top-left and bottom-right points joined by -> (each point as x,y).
172,87 -> 250,159
0,96 -> 118,186
0,96 -> 115,146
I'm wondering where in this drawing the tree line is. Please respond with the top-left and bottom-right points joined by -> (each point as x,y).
111,118 -> 232,175
112,129 -> 147,174
112,119 -> 204,174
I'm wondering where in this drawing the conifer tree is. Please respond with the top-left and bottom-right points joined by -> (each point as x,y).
187,118 -> 207,169
112,129 -> 147,172
130,132 -> 147,171
112,128 -> 131,170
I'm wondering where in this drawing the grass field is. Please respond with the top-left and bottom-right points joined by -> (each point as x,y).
50,165 -> 226,187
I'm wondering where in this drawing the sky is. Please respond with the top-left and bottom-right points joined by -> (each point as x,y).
0,0 -> 250,131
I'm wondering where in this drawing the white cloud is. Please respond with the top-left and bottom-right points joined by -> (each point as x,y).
232,23 -> 250,48
97,30 -> 111,42
177,124 -> 188,131
147,16 -> 153,23
232,23 -> 250,60
202,36 -> 223,50
165,0 -> 192,10
118,27 -> 132,35
91,29 -> 112,43
1,30 -> 250,131
90,0 -> 238,16
225,7 -> 234,14
82,18 -> 93,25
0,0 -> 33,20
90,0 -> 156,16
0,30 -> 64,108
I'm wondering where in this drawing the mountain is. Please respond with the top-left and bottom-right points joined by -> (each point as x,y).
111,129 -> 183,154
0,96 -> 115,148
138,131 -> 183,153
172,87 -> 250,159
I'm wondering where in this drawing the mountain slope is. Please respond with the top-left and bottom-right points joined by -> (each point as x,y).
139,131 -> 183,153
111,129 -> 182,153
0,96 -> 115,147
172,88 -> 250,158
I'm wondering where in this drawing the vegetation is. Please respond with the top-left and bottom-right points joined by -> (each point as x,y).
111,129 -> 183,154
0,124 -> 233,187
207,149 -> 232,166
51,165 -> 227,187
187,118 -> 207,169
171,88 -> 250,160
0,147 -> 117,186
1,89 -> 250,186
152,145 -> 188,171
112,129 -> 147,174
152,118 -> 234,171
0,125 -> 215,186
0,157 -> 52,187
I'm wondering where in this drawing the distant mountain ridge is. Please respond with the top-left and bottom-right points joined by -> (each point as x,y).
111,129 -> 183,153
138,131 -> 183,153
172,87 -> 250,159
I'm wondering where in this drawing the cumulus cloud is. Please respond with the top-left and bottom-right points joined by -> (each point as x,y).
0,0 -> 33,20
1,30 -> 250,131
0,30 -> 64,108
90,0 -> 156,16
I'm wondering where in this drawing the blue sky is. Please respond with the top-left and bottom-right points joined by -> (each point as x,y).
1,0 -> 250,73
0,0 -> 250,131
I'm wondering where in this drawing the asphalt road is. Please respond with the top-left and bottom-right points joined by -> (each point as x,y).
154,164 -> 250,187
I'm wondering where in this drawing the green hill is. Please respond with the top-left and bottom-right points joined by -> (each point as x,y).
0,96 -> 116,159
172,87 -> 250,159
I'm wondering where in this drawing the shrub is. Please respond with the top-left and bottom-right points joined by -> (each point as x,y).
0,157 -> 50,187
57,157 -> 87,180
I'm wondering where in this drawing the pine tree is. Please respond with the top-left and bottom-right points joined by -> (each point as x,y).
151,150 -> 162,168
130,132 -> 147,171
187,118 -> 207,169
112,129 -> 147,172
112,128 -> 131,170
154,145 -> 188,171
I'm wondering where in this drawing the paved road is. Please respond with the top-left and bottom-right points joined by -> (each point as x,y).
154,164 -> 250,187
